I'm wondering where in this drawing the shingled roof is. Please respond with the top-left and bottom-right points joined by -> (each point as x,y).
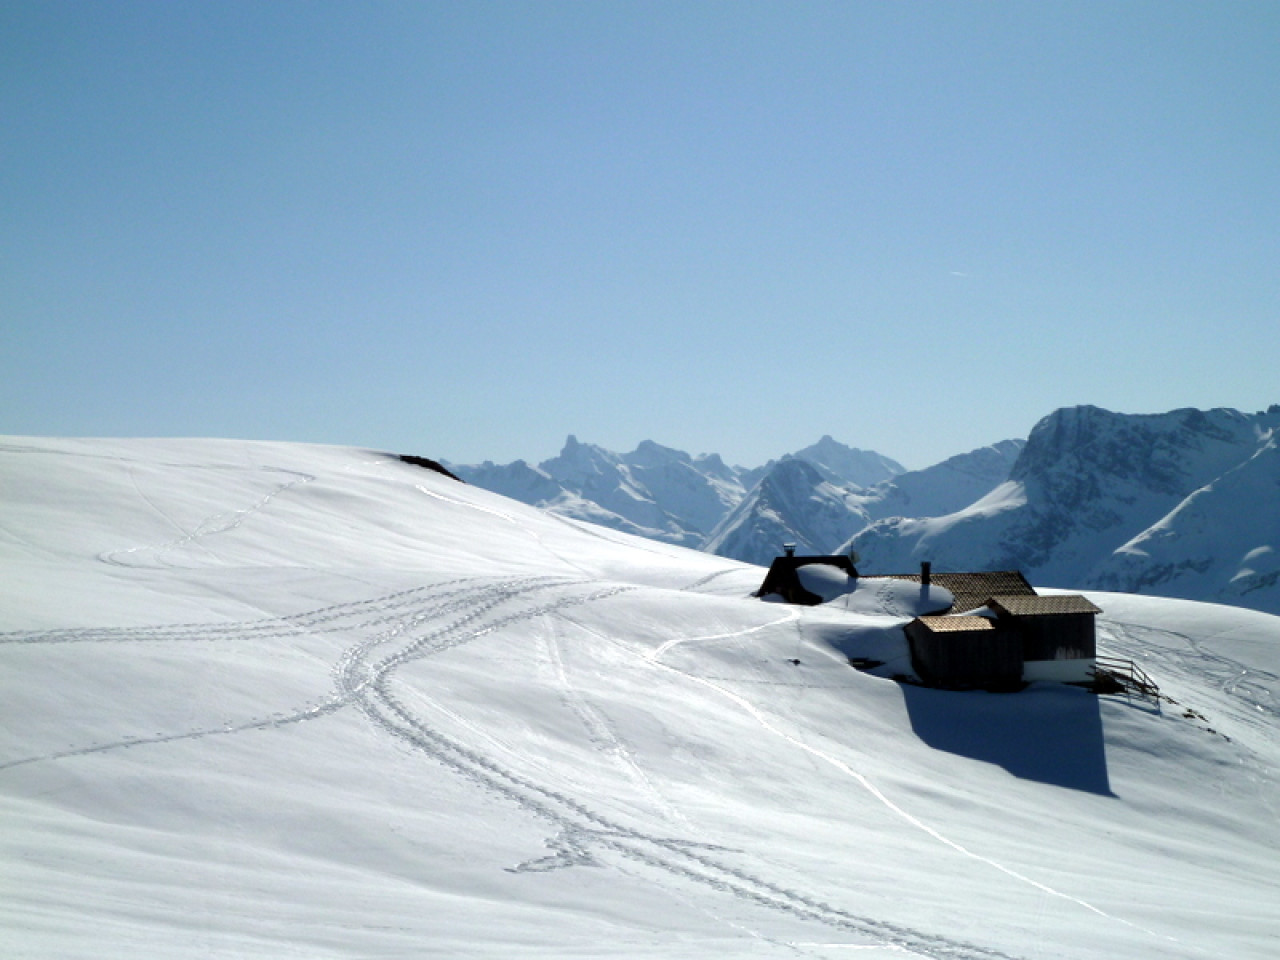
987,594 -> 1102,617
912,615 -> 998,633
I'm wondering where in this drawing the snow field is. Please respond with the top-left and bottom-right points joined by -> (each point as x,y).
2,437 -> 1277,959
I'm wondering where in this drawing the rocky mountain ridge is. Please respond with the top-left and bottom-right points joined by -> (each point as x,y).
451,434 -> 1022,562
846,405 -> 1280,613
451,404 -> 1280,614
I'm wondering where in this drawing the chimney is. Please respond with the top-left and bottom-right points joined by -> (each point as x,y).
783,543 -> 796,558
921,561 -> 932,586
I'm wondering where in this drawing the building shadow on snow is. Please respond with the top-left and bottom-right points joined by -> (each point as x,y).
900,682 -> 1113,796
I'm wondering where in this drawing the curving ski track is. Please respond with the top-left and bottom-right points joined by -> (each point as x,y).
1,574 -> 1025,959
335,581 -> 1024,960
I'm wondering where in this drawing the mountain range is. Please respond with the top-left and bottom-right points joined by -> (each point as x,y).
848,405 -> 1280,614
454,404 -> 1280,615
450,435 -> 1020,558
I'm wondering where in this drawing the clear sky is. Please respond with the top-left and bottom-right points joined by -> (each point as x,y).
3,1 -> 1277,470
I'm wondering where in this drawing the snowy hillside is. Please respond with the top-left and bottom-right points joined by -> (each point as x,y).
848,406 -> 1280,614
3,437 -> 1279,959
863,439 -> 1025,522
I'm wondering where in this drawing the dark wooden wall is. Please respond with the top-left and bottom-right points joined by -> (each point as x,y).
1015,613 -> 1097,662
905,621 -> 1023,689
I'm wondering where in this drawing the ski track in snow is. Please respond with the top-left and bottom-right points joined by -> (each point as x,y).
542,619 -> 695,832
646,655 -> 1160,938
679,567 -> 752,591
579,613 -> 1178,951
1098,618 -> 1278,724
344,586 -> 1023,960
0,576 -> 606,767
648,611 -> 800,662
3,572 -> 1030,959
5,570 -> 1192,958
97,465 -> 316,568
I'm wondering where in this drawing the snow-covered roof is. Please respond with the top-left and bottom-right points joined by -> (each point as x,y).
865,570 -> 1034,614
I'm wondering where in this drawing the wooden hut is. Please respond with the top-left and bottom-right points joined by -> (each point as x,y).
755,548 -> 858,606
987,594 -> 1101,683
904,615 -> 1023,689
903,593 -> 1102,689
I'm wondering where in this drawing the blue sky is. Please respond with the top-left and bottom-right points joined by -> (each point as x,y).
3,1 -> 1277,470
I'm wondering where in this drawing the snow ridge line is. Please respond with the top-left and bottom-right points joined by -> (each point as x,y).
414,484 -> 520,523
343,584 -> 1021,960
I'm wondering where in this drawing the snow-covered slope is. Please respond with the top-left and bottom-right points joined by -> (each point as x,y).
704,441 -> 1023,566
848,406 -> 1280,613
701,457 -> 870,566
864,439 -> 1025,522
788,434 -> 905,488
3,436 -> 1279,959
1092,434 -> 1280,609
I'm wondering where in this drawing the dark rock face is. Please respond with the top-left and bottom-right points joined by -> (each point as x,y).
399,455 -> 463,482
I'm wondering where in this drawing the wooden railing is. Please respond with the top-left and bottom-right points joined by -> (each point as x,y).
1092,655 -> 1161,701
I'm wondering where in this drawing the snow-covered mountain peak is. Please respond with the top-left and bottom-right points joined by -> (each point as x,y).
626,438 -> 692,468
1012,405 -> 1264,496
702,456 -> 871,565
851,404 -> 1280,613
541,434 -> 621,481
691,450 -> 737,481
789,435 -> 906,488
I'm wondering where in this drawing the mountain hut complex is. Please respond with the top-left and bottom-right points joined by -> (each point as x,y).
756,551 -> 1102,690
